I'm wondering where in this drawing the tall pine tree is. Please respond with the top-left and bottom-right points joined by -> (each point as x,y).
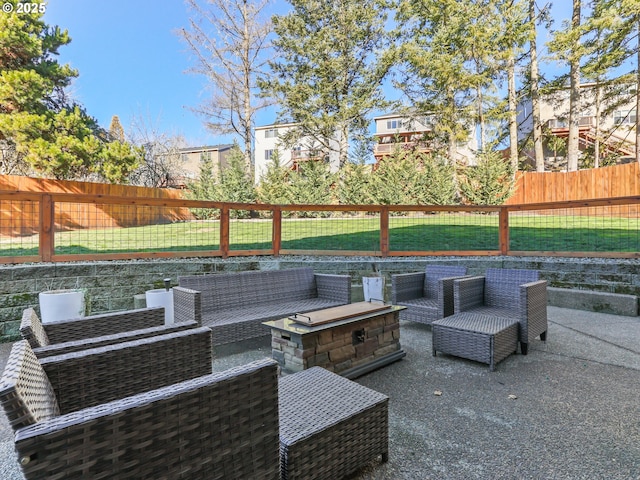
548,0 -> 584,171
260,0 -> 392,168
0,2 -> 141,181
396,0 -> 479,163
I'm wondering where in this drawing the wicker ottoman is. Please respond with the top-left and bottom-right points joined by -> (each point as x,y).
432,313 -> 519,371
278,367 -> 389,480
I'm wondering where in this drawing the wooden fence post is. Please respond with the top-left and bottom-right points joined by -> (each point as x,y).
40,194 -> 54,262
499,207 -> 509,255
272,206 -> 282,257
380,206 -> 389,257
220,205 -> 230,258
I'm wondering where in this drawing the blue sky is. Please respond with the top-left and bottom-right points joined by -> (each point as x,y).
44,1 -> 574,148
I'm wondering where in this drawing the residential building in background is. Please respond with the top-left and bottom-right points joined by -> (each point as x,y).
177,144 -> 234,187
517,83 -> 636,170
373,113 -> 433,161
373,113 -> 478,165
254,123 -> 340,183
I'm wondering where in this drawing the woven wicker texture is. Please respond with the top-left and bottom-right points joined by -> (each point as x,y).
484,268 -> 539,309
40,327 -> 213,414
279,366 -> 389,480
30,321 -> 199,359
1,330 -> 282,479
0,340 -> 60,430
19,309 -> 49,349
21,307 -> 166,346
454,268 -> 548,351
176,268 -> 351,345
391,265 -> 468,326
433,268 -> 548,370
432,313 -> 519,371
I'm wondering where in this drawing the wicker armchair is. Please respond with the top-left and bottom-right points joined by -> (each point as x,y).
453,268 -> 548,354
391,265 -> 468,326
432,268 -> 548,370
0,328 -> 281,480
20,307 -> 198,358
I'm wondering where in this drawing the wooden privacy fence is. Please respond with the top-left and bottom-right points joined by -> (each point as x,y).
1,191 -> 640,263
507,162 -> 640,207
0,174 -> 189,234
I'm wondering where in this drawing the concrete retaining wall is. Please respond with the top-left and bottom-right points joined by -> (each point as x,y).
1,255 -> 639,343
546,287 -> 638,316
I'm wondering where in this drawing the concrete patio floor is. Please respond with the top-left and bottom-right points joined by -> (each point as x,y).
1,306 -> 639,479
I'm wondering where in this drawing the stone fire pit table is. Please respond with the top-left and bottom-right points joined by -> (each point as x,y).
263,301 -> 406,379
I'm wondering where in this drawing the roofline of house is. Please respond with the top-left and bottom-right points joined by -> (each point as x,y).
255,122 -> 300,130
178,144 -> 235,153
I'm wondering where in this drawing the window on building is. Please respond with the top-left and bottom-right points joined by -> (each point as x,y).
420,115 -> 434,127
387,119 -> 402,130
614,110 -> 637,125
547,118 -> 567,129
200,151 -> 211,162
265,149 -> 274,160
265,129 -> 278,138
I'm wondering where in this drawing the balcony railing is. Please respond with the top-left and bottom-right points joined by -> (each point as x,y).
291,149 -> 323,161
547,117 -> 595,129
373,142 -> 432,156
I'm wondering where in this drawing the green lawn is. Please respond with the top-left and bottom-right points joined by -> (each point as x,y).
1,213 -> 639,256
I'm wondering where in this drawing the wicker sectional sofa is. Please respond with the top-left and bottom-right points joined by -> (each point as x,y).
174,268 -> 352,345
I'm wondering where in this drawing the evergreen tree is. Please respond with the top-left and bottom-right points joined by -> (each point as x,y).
493,0 -> 529,173
396,0 -> 479,163
109,115 -> 126,143
527,0 -> 549,172
260,0 -> 392,168
216,145 -> 257,218
368,148 -> 417,206
548,0 -> 584,171
256,150 -> 293,205
338,158 -> 373,206
597,0 -> 640,162
288,161 -> 335,216
186,150 -> 218,219
0,2 -> 141,181
581,0 -> 630,168
412,153 -> 457,205
458,151 -> 515,205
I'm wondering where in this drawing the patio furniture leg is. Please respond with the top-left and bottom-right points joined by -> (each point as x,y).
521,342 -> 528,355
382,452 -> 389,462
540,330 -> 547,341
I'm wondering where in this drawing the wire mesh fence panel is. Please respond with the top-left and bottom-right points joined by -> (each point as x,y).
4,191 -> 640,261
0,198 -> 40,258
228,210 -> 273,252
509,205 -> 640,253
280,211 -> 380,253
388,211 -> 500,253
53,202 -> 221,254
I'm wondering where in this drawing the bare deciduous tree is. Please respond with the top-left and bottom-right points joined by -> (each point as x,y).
127,114 -> 187,188
179,0 -> 272,166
